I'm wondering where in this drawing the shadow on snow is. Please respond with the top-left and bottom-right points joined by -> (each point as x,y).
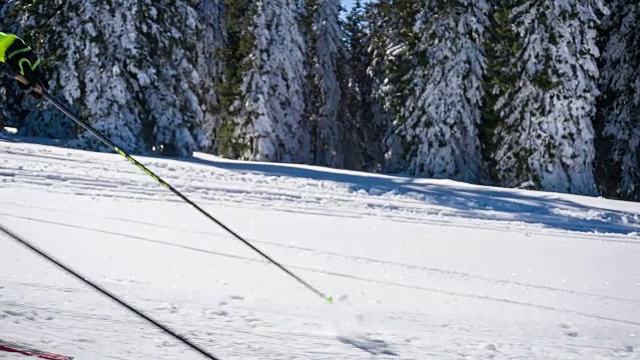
2,134 -> 639,237
186,156 -> 640,237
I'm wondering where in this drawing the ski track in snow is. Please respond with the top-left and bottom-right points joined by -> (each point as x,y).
1,138 -> 640,359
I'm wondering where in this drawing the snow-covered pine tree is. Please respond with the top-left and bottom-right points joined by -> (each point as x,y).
484,0 -> 604,195
9,0 -> 143,149
216,0 -> 255,157
364,0 -> 419,172
10,0 -> 204,157
140,1 -> 205,157
386,0 -> 488,182
304,0 -> 345,167
595,1 -> 640,200
223,0 -> 310,162
342,0 -> 384,170
194,0 -> 226,153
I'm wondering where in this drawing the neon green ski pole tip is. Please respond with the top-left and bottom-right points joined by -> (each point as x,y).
325,296 -> 334,304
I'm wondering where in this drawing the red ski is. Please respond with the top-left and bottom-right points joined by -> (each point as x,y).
0,339 -> 73,360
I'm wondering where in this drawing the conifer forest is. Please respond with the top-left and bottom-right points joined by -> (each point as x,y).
1,0 -> 638,201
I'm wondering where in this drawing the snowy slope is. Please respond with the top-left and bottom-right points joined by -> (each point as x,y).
1,134 -> 639,359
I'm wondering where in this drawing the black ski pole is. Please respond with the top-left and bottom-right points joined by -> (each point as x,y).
0,224 -> 221,360
41,91 -> 333,304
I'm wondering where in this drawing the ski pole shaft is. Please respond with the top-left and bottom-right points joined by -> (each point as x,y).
0,225 -> 221,360
42,91 -> 332,304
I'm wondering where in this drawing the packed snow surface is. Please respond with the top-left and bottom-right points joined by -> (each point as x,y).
1,135 -> 639,359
